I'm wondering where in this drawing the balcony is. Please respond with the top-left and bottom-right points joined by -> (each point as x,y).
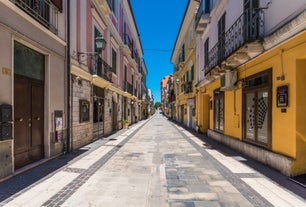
195,0 -> 211,34
184,82 -> 193,94
12,0 -> 59,34
205,8 -> 264,76
124,82 -> 133,95
121,34 -> 132,56
92,58 -> 113,83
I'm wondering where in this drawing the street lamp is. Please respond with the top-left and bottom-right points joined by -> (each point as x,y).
95,35 -> 107,54
77,34 -> 107,62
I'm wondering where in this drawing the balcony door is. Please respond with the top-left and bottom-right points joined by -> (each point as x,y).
244,0 -> 260,39
218,13 -> 226,62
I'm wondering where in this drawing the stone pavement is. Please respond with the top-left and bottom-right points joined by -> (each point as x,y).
0,112 -> 306,207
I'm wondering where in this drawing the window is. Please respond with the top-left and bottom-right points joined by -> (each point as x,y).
109,0 -> 116,12
112,49 -> 117,74
191,65 -> 194,81
204,0 -> 211,13
94,27 -> 102,75
204,38 -> 209,67
182,44 -> 185,62
124,65 -> 127,82
214,89 -> 224,131
218,13 -> 226,61
14,41 -> 45,81
79,100 -> 90,123
243,69 -> 272,148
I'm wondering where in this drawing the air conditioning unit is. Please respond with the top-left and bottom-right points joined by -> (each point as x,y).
220,70 -> 237,91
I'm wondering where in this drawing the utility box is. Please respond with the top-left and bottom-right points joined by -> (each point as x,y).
0,104 -> 12,122
0,123 -> 12,140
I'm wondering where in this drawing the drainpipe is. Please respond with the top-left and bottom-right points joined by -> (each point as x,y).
66,0 -> 71,153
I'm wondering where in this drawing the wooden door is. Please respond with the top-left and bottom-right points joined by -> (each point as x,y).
14,75 -> 44,169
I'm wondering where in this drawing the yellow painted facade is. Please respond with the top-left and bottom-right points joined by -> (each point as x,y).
175,36 -> 197,126
198,31 -> 306,175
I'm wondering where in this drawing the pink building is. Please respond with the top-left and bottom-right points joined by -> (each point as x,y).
69,0 -> 147,150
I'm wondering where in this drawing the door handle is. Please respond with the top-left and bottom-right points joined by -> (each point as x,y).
28,123 -> 32,127
36,117 -> 41,121
18,118 -> 23,122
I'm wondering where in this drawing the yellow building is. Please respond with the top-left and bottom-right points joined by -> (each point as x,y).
171,0 -> 198,129
195,0 -> 306,176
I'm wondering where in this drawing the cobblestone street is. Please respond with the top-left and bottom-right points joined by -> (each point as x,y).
0,113 -> 305,207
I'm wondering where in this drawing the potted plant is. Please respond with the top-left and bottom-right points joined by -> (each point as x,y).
122,119 -> 129,129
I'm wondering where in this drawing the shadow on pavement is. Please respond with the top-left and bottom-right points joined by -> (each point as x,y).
168,118 -> 306,200
0,149 -> 88,202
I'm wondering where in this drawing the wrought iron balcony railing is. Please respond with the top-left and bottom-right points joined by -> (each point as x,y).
93,58 -> 113,83
124,82 -> 133,95
12,0 -> 59,34
205,8 -> 264,75
184,82 -> 193,94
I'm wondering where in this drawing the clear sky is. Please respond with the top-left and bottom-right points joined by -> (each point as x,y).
130,0 -> 187,103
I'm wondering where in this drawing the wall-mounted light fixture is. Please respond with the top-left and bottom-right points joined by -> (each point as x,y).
176,79 -> 180,85
77,34 -> 106,63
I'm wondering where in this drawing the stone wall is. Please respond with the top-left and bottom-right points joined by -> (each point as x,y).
71,78 -> 93,150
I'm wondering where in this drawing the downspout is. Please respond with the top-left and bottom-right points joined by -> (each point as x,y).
66,0 -> 71,153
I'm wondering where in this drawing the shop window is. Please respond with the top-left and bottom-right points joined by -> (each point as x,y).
243,69 -> 272,148
79,100 -> 90,123
214,89 -> 224,131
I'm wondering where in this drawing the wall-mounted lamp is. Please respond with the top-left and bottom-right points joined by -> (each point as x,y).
176,79 -> 180,85
77,34 -> 106,62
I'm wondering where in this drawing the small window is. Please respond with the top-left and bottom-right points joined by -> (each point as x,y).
204,38 -> 209,67
112,49 -> 117,74
79,100 -> 90,123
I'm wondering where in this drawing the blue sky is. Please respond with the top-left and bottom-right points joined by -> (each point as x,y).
130,0 -> 187,103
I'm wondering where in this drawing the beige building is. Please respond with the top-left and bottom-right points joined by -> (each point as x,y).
171,0 -> 199,129
0,0 -> 67,180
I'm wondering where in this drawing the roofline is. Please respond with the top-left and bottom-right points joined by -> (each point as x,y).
170,0 -> 191,63
127,0 -> 144,55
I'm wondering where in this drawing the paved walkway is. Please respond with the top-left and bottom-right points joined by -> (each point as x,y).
0,113 -> 306,207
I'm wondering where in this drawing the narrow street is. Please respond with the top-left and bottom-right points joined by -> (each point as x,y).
0,112 -> 305,207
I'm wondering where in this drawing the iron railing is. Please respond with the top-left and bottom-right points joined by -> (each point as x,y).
93,58 -> 113,83
124,82 -> 133,95
205,8 -> 264,74
184,82 -> 193,94
12,0 -> 59,34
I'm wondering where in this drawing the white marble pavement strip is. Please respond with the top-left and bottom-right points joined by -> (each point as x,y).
242,178 -> 306,207
61,122 -> 162,207
68,134 -> 131,170
176,125 -> 306,206
68,125 -> 143,170
3,171 -> 79,207
178,127 -> 255,174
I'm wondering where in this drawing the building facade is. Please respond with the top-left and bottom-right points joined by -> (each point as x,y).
171,0 -> 199,129
0,0 -> 67,180
0,0 -> 150,181
69,0 -> 146,150
161,75 -> 170,115
195,0 -> 306,176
